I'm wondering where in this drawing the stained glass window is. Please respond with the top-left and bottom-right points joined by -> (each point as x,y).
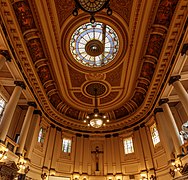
0,96 -> 6,117
150,123 -> 160,146
123,137 -> 134,154
62,138 -> 72,153
38,127 -> 46,144
70,22 -> 119,67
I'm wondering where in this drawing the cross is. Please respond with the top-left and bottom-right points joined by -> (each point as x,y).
91,146 -> 103,171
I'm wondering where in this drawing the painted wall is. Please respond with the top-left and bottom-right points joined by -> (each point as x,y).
4,102 -> 188,180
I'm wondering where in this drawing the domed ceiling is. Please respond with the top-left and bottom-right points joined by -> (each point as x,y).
1,0 -> 187,133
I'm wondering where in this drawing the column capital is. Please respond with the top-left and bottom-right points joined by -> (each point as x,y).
0,50 -> 11,62
33,110 -> 42,116
56,127 -> 61,132
169,75 -> 181,85
14,81 -> 26,89
181,43 -> 188,55
76,133 -> 82,137
50,123 -> 56,128
140,123 -> 145,128
154,108 -> 163,114
112,133 -> 119,137
27,101 -> 37,108
133,126 -> 140,131
105,134 -> 111,138
83,134 -> 89,138
159,98 -> 169,106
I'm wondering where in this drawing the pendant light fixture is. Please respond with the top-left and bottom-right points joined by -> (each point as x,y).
72,0 -> 112,23
84,88 -> 109,128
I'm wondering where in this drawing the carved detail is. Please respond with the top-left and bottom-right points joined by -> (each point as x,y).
0,50 -> 11,61
169,75 -> 181,85
159,98 -> 169,106
27,102 -> 37,108
14,81 -> 26,89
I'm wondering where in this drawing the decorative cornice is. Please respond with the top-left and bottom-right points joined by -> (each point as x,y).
14,81 -> 26,89
169,75 -> 181,85
0,50 -> 11,62
159,98 -> 169,106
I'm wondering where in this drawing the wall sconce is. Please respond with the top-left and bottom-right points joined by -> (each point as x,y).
150,175 -> 156,180
140,170 -> 148,180
149,168 -> 156,180
0,148 -> 8,160
17,158 -> 30,174
41,173 -> 48,180
50,168 -> 56,176
169,158 -> 183,178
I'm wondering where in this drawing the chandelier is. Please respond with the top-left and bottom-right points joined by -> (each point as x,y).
84,88 -> 109,128
73,0 -> 112,23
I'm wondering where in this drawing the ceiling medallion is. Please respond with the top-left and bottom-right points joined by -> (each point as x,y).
84,87 -> 109,128
72,0 -> 112,23
86,82 -> 106,96
85,40 -> 104,56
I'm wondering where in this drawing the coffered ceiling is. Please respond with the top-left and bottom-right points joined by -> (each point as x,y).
0,0 -> 188,133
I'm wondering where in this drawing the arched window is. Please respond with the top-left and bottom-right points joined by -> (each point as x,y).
62,138 -> 72,153
0,96 -> 6,117
38,127 -> 46,144
123,137 -> 134,154
150,123 -> 160,146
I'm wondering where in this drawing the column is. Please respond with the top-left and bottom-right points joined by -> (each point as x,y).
0,50 -> 11,70
82,135 -> 90,174
169,75 -> 188,116
25,110 -> 42,159
139,124 -> 153,170
105,135 -> 113,174
159,99 -> 182,156
50,127 -> 62,170
133,127 -> 145,170
154,108 -> 173,161
112,133 -> 121,174
0,81 -> 26,142
74,134 -> 82,173
43,124 -> 56,170
79,135 -> 84,174
17,102 -> 36,155
111,135 -> 116,175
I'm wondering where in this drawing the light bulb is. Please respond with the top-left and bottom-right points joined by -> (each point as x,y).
3,154 -> 7,159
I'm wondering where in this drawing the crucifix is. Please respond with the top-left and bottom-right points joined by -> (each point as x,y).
91,146 -> 103,171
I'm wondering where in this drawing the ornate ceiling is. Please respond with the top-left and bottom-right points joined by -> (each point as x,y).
0,0 -> 188,133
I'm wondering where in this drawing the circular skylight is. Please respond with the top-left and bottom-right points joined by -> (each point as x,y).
70,22 -> 119,67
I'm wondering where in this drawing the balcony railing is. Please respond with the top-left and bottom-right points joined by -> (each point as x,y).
4,136 -> 19,154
